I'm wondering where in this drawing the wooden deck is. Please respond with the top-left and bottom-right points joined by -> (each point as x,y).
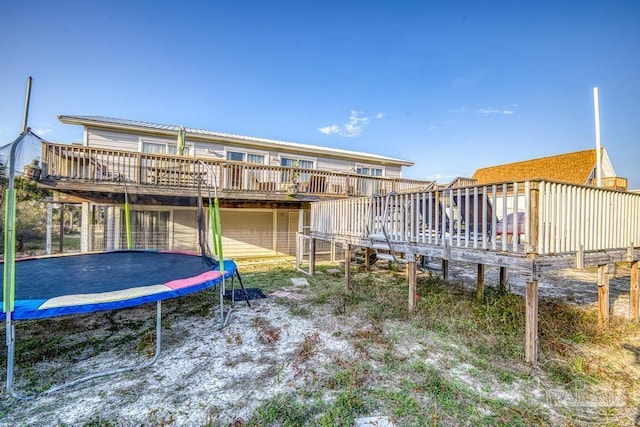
305,180 -> 640,362
39,142 -> 434,202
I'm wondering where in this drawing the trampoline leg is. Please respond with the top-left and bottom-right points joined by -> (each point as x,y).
145,300 -> 163,368
6,318 -> 26,399
236,270 -> 251,308
7,301 -> 163,399
232,273 -> 236,305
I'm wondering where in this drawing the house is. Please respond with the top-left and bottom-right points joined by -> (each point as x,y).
471,148 -> 627,190
39,115 -> 430,257
462,148 -> 628,226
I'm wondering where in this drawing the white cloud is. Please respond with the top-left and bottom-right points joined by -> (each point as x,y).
33,128 -> 52,136
318,110 -> 384,138
449,106 -> 467,114
478,108 -> 514,116
318,125 -> 340,135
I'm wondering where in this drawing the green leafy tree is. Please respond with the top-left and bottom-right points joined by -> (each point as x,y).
0,166 -> 52,253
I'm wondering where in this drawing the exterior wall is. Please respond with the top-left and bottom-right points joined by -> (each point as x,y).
173,209 -> 199,252
86,204 -> 305,258
86,128 -> 139,151
80,125 -> 408,258
85,128 -> 403,177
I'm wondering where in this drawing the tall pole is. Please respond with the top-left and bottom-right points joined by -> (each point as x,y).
22,76 -> 33,134
5,76 -> 33,398
593,87 -> 602,187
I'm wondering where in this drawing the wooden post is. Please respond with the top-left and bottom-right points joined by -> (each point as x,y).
525,280 -> 539,363
408,255 -> 417,312
499,267 -> 507,292
442,259 -> 449,281
477,264 -> 485,303
46,202 -> 53,255
330,241 -> 336,263
344,243 -> 351,291
58,203 -> 65,253
309,238 -> 316,276
528,185 -> 539,254
364,247 -> 371,271
630,260 -> 638,321
81,202 -> 90,253
597,264 -> 610,325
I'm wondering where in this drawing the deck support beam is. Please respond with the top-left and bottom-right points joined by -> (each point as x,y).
80,202 -> 91,253
597,264 -> 610,325
364,247 -> 371,271
477,264 -> 485,303
407,255 -> 417,312
442,259 -> 449,281
499,267 -> 507,292
344,243 -> 351,291
309,238 -> 316,276
525,280 -> 539,363
631,260 -> 638,321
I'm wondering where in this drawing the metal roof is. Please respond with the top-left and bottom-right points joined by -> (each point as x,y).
58,115 -> 414,166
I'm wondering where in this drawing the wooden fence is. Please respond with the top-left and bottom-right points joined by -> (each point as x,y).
311,180 -> 640,256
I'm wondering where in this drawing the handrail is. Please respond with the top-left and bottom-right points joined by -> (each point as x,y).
40,142 -> 433,198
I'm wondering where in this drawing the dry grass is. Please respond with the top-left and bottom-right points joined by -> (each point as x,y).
1,258 -> 639,426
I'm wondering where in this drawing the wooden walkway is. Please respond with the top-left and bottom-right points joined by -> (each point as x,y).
304,180 -> 640,362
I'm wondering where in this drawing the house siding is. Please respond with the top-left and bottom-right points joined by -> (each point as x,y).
87,128 -> 139,151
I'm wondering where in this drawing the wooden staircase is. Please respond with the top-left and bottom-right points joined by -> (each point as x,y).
366,192 -> 406,265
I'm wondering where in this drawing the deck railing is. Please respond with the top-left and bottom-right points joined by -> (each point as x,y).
311,180 -> 640,255
41,142 -> 433,198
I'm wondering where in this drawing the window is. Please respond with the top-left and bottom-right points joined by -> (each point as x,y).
281,157 -> 314,184
142,141 -> 189,155
247,153 -> 265,164
281,158 -> 313,169
227,151 -> 245,162
143,142 -> 165,154
356,165 -> 384,176
226,151 -> 265,164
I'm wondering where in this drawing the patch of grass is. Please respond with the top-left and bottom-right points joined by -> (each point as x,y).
369,387 -> 423,421
317,389 -> 367,426
324,360 -> 370,390
247,394 -> 319,427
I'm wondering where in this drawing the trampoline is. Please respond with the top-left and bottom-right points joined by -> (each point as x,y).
1,250 -> 247,399
0,250 -> 237,320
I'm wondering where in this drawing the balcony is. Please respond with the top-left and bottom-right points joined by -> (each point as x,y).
39,142 -> 434,201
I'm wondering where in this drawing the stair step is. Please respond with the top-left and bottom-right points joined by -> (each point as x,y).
372,243 -> 391,251
368,233 -> 387,241
375,253 -> 396,261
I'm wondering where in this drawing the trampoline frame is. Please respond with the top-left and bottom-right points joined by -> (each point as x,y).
4,255 -> 248,400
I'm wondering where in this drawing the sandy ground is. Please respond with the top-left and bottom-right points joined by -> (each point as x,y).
1,296 -> 360,425
1,260 -> 639,425
441,260 -> 636,317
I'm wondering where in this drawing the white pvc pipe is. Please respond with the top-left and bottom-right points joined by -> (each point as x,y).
593,87 -> 602,187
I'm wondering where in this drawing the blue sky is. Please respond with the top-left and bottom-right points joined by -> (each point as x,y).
1,1 -> 639,187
